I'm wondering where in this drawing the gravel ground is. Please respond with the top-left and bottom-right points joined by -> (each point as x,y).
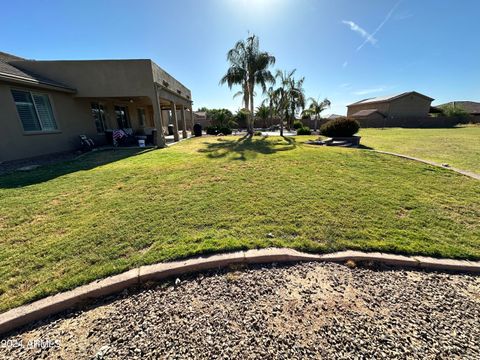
1,262 -> 479,359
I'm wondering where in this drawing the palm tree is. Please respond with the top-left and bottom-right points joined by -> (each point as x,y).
302,97 -> 331,131
220,34 -> 275,133
273,69 -> 305,135
287,76 -> 306,129
255,104 -> 270,128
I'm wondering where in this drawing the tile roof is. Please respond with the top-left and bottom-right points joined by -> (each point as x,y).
0,51 -> 74,91
348,91 -> 434,106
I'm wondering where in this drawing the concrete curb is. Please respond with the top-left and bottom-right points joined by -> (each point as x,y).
371,150 -> 480,180
1,248 -> 479,336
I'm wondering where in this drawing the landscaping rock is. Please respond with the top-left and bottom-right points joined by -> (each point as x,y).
1,262 -> 479,359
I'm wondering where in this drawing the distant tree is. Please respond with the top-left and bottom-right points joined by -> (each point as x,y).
442,104 -> 469,119
220,34 -> 276,134
234,108 -> 250,129
255,104 -> 270,128
207,108 -> 236,128
302,97 -> 331,131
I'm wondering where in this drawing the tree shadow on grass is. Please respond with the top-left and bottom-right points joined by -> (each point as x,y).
0,148 -> 153,189
198,135 -> 297,161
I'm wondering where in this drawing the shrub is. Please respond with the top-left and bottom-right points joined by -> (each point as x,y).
441,104 -> 469,120
319,117 -> 359,137
293,120 -> 304,129
218,127 -> 233,135
205,125 -> 232,135
205,126 -> 218,135
205,126 -> 233,135
253,130 -> 263,136
296,127 -> 311,135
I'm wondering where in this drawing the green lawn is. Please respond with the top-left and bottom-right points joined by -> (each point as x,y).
360,125 -> 480,174
0,136 -> 479,312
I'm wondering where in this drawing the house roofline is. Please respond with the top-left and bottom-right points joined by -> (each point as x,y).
0,72 -> 76,93
347,91 -> 434,107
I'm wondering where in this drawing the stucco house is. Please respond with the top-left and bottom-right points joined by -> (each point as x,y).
0,51 -> 193,162
347,91 -> 434,125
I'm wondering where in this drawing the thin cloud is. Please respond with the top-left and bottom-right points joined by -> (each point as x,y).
342,61 -> 348,68
353,87 -> 386,95
342,20 -> 377,46
357,0 -> 402,51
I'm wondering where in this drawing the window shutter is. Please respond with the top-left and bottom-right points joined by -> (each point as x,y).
32,93 -> 57,130
11,90 -> 41,131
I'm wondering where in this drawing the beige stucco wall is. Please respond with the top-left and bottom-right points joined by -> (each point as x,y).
388,94 -> 431,118
9,60 -> 156,99
0,81 -> 99,162
151,62 -> 191,101
348,94 -> 432,119
1,59 -> 192,161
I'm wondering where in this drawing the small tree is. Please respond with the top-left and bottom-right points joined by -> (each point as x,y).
208,109 -> 235,128
235,108 -> 250,129
255,105 -> 270,128
442,104 -> 469,120
302,97 -> 331,131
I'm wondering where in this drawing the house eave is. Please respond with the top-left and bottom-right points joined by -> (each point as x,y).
0,72 -> 76,93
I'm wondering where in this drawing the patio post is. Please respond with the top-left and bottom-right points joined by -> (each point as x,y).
181,106 -> 188,139
189,105 -> 195,130
171,101 -> 180,142
152,87 -> 166,148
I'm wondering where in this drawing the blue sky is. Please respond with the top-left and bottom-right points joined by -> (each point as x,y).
2,0 -> 479,115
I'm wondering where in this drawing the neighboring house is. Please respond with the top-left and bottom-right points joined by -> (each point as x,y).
437,101 -> 480,122
0,51 -> 193,162
325,114 -> 344,120
193,111 -> 210,128
347,91 -> 434,124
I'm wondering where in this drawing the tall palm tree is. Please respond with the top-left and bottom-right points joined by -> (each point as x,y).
302,97 -> 331,131
220,34 -> 275,133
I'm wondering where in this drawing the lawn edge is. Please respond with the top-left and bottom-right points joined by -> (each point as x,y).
370,150 -> 480,180
1,248 -> 479,337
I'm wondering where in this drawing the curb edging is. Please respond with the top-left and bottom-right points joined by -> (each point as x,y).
1,248 -> 479,336
371,150 -> 480,180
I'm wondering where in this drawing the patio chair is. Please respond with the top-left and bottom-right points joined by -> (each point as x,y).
79,135 -> 95,152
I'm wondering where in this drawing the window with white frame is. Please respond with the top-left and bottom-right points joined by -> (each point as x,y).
11,89 -> 58,132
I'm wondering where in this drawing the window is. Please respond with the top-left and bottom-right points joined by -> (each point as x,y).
91,102 -> 106,133
114,106 -> 130,129
137,108 -> 146,127
11,89 -> 57,132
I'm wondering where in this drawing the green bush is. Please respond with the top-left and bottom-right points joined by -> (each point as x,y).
218,127 -> 233,135
205,126 -> 233,135
205,126 -> 218,135
253,131 -> 263,136
297,127 -> 312,135
319,117 -> 359,137
293,120 -> 304,129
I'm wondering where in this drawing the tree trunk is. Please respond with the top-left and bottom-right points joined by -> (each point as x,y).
249,83 -> 254,134
314,115 -> 318,132
280,111 -> 284,136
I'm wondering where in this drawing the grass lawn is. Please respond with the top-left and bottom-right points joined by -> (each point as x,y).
359,125 -> 480,174
0,135 -> 479,312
